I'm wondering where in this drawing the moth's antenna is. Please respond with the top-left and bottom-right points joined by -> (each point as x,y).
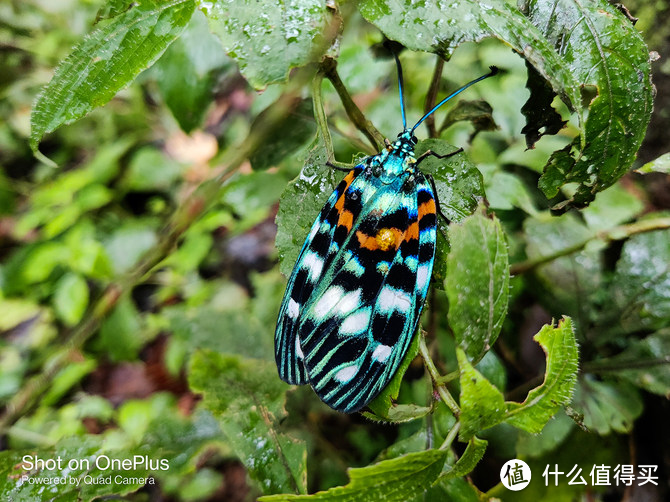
393,52 -> 408,131
411,66 -> 499,134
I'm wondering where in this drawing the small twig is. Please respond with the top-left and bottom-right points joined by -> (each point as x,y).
510,216 -> 670,276
419,334 -> 460,417
423,57 -> 444,138
321,56 -> 385,151
439,422 -> 460,451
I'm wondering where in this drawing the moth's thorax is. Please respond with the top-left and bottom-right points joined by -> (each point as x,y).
368,130 -> 418,182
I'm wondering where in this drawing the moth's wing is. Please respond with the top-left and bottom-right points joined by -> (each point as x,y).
299,175 -> 437,412
275,167 -> 365,384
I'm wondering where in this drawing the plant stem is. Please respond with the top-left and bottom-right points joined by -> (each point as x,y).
321,56 -> 385,151
439,422 -> 460,451
419,334 -> 460,416
510,216 -> 670,275
423,57 -> 444,138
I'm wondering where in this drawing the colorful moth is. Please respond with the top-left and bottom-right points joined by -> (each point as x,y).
275,53 -> 497,413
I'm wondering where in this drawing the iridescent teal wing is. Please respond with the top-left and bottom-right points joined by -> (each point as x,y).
298,174 -> 437,413
275,166 -> 365,384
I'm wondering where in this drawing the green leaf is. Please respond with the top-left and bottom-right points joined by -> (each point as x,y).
153,10 -> 229,132
30,0 -> 197,151
581,183 -> 643,233
259,448 -> 449,502
612,227 -> 670,332
443,436 -> 487,479
524,212 -> 601,316
516,409 -> 574,458
189,351 -> 307,495
202,0 -> 332,89
358,0 -> 583,134
52,272 -> 89,327
572,377 -> 643,435
457,348 -> 506,441
446,209 -> 509,363
525,0 -> 654,207
505,317 -> 579,433
637,152 -> 670,174
42,357 -> 97,406
596,329 -> 670,397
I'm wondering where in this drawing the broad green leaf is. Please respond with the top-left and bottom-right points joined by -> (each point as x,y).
524,212 -> 601,317
202,0 -> 332,89
41,358 -> 97,407
259,448 -> 449,502
249,99 -> 316,170
422,477 -> 480,502
572,377 -> 643,435
457,348 -> 506,441
505,317 -> 579,433
443,436 -> 487,479
524,0 -> 654,207
52,272 -> 89,326
637,152 -> 670,174
612,227 -> 670,332
358,0 -> 582,133
31,0 -> 197,152
121,146 -> 184,192
153,10 -> 229,132
446,209 -> 509,363
189,351 -> 307,495
596,329 -> 670,396
103,221 -> 158,274
366,331 -> 423,421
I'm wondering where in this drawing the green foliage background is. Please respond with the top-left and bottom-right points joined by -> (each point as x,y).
1,0 -> 669,500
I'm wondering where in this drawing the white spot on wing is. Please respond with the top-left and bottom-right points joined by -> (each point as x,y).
295,337 -> 304,359
372,344 -> 392,363
416,264 -> 430,292
334,365 -> 359,383
334,289 -> 362,316
378,286 -> 412,313
302,252 -> 324,282
287,298 -> 300,319
340,309 -> 371,335
313,286 -> 344,319
308,223 -> 319,241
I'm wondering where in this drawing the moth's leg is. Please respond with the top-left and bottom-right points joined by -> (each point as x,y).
415,147 -> 464,166
425,173 -> 451,225
326,161 -> 354,172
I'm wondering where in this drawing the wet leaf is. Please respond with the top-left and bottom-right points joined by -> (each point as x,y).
612,227 -> 670,332
524,0 -> 654,207
202,0 -> 332,89
505,317 -> 579,433
153,11 -> 229,132
572,377 -> 643,435
358,0 -> 583,135
446,209 -> 509,363
259,448 -> 449,501
457,348 -> 506,441
189,351 -> 307,495
31,0 -> 197,152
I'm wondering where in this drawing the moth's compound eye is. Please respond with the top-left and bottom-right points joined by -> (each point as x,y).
373,165 -> 382,177
411,135 -> 418,144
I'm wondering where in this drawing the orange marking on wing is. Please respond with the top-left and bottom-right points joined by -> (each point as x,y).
334,170 -> 356,213
418,199 -> 437,220
404,221 -> 420,242
337,210 -> 354,232
356,228 -> 403,251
